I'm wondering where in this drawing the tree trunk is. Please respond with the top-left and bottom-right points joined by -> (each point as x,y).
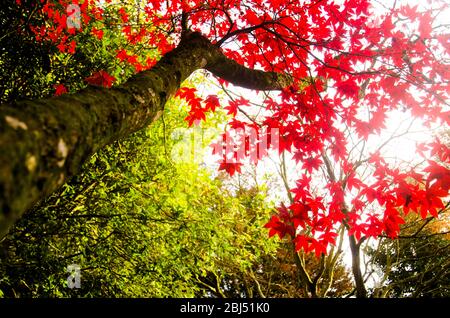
349,235 -> 367,298
0,31 -> 291,237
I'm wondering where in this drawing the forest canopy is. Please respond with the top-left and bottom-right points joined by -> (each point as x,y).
0,0 -> 449,298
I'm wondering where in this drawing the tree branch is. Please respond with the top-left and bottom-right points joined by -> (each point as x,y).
205,45 -> 293,90
0,32 -> 292,237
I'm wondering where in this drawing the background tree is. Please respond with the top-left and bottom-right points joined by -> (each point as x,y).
201,171 -> 354,298
367,208 -> 450,297
366,131 -> 450,297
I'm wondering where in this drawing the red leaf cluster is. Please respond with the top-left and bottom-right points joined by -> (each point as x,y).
84,70 -> 116,88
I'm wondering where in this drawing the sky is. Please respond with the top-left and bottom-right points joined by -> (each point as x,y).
162,0 -> 450,289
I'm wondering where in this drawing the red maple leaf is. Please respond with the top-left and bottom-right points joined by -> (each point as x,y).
302,156 -> 322,174
91,27 -> 103,40
118,7 -> 129,23
289,202 -> 310,229
218,161 -> 243,177
85,70 -> 116,88
346,173 -> 363,191
176,87 -> 197,101
276,203 -> 291,223
54,84 -> 68,96
264,215 -> 294,239
348,222 -> 366,242
336,79 -> 359,99
116,49 -> 129,62
319,231 -> 337,246
67,40 -> 76,54
293,235 -> 311,253
383,207 -> 405,239
419,12 -> 433,38
424,161 -> 450,194
225,100 -> 239,117
204,95 -> 220,112
185,107 -> 207,126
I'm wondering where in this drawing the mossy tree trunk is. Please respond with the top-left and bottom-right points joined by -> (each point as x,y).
0,32 -> 291,237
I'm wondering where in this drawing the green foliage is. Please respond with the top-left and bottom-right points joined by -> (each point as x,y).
0,98 -> 279,297
0,0 -> 157,103
368,212 -> 450,298
0,1 -> 50,102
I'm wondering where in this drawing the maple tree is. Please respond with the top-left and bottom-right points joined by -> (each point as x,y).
0,0 -> 449,298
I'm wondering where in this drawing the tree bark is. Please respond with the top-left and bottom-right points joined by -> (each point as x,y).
349,235 -> 367,298
0,32 -> 292,238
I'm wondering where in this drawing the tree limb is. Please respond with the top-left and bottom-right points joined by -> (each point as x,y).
0,32 -> 292,237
